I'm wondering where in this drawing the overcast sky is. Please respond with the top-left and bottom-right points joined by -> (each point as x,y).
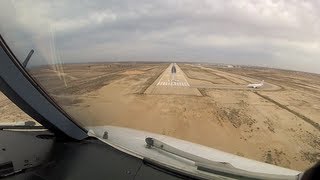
1,0 -> 320,73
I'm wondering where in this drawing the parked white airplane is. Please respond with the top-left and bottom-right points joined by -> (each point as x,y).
247,80 -> 264,88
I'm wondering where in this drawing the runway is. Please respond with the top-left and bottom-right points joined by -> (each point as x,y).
156,63 -> 190,87
145,63 -> 201,96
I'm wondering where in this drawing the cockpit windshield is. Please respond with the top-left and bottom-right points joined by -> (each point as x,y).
1,0 -> 319,173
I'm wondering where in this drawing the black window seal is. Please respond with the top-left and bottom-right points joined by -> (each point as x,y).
0,34 -> 88,140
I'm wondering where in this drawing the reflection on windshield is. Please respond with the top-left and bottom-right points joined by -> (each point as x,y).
1,0 -> 320,173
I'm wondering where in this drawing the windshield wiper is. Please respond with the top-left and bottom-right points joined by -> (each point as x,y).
22,49 -> 34,68
145,137 -> 300,180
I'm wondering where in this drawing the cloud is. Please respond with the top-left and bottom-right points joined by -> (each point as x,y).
1,0 -> 320,73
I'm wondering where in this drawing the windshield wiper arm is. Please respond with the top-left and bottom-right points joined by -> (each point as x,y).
146,137 -> 215,164
145,137 -> 299,180
22,49 -> 34,68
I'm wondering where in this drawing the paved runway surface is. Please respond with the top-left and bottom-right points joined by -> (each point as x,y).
156,63 -> 190,87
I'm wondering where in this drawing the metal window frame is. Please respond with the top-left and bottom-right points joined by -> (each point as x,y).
0,35 -> 88,140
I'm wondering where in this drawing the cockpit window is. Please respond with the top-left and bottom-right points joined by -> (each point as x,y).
1,0 -> 320,172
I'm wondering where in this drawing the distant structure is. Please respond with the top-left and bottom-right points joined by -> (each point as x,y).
227,65 -> 234,68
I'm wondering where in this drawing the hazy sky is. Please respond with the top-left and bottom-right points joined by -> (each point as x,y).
1,0 -> 320,73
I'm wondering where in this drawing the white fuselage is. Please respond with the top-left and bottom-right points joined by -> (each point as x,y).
247,81 -> 264,88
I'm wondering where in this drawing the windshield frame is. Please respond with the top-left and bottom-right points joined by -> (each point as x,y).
0,34 -> 88,140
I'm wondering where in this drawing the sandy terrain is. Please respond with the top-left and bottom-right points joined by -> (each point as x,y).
1,62 -> 319,171
0,92 -> 35,125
